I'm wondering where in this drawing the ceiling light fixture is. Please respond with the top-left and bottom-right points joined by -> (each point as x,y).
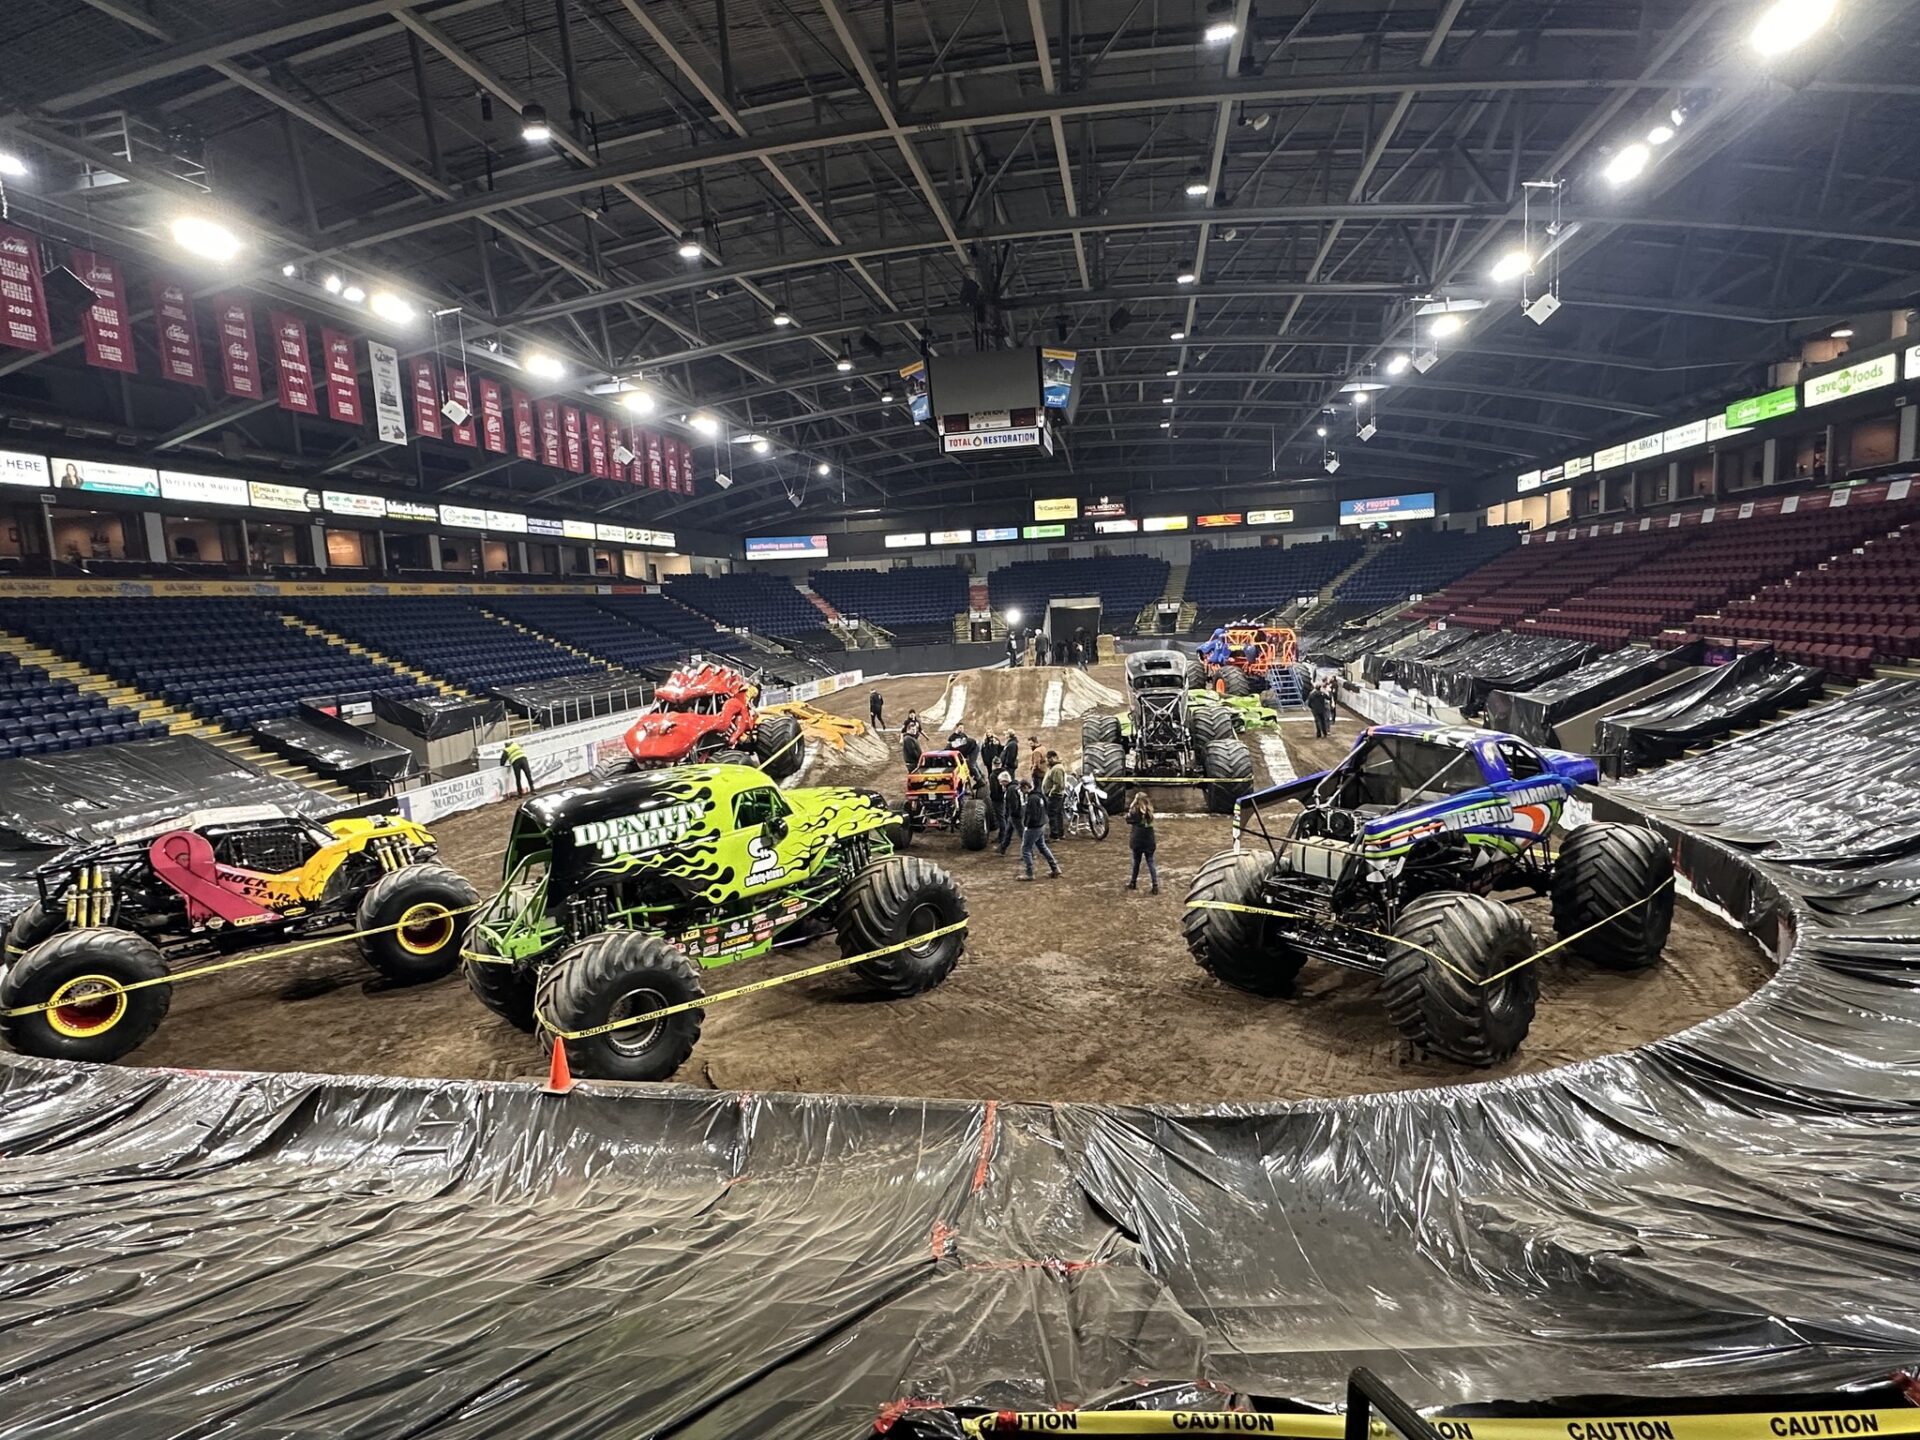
880,390 -> 895,403
520,103 -> 551,143
1315,425 -> 1327,438
676,234 -> 702,260
771,307 -> 795,327
1159,421 -> 1171,429
1489,247 -> 1533,283
1385,354 -> 1411,376
280,262 -> 298,278
1161,396 -> 1174,404
524,351 -> 566,381
620,386 -> 658,415
1647,123 -> 1676,145
1176,270 -> 1197,285
815,462 -> 831,477
733,431 -> 763,444
1170,328 -> 1188,341
0,152 -> 27,178
1430,313 -> 1465,340
1166,367 -> 1179,376
368,291 -> 414,324
322,273 -> 344,294
1184,167 -> 1209,198
341,283 -> 366,304
1603,142 -> 1651,186
835,345 -> 854,372
1751,0 -> 1839,56
170,214 -> 242,262
1203,0 -> 1238,44
751,438 -> 770,455
690,412 -> 719,436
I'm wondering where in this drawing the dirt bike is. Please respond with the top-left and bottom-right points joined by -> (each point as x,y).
1063,771 -> 1111,840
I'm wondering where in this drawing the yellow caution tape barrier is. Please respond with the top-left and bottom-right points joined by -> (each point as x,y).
963,1410 -> 1920,1440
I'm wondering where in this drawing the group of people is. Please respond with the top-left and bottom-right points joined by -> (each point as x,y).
1007,627 -> 1095,669
1305,673 -> 1340,738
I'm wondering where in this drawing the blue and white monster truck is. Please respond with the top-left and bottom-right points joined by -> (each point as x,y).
1182,723 -> 1674,1065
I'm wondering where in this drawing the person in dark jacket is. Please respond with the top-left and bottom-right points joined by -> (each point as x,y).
1125,791 -> 1159,893
994,771 -> 1020,853
869,689 -> 885,731
1042,750 -> 1068,839
1017,779 -> 1061,880
1306,680 -> 1332,738
1001,731 -> 1019,777
948,725 -> 982,783
900,708 -> 924,768
981,730 -> 1004,776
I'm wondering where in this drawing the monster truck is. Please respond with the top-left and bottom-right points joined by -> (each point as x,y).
1182,723 -> 1674,1065
460,762 -> 967,1081
595,662 -> 803,781
0,806 -> 476,1062
1186,623 -> 1300,696
1081,649 -> 1253,816
897,749 -> 990,850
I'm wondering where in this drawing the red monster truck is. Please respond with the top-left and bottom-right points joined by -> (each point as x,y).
595,663 -> 804,781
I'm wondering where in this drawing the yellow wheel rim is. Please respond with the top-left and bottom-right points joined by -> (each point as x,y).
47,974 -> 128,1039
395,902 -> 455,955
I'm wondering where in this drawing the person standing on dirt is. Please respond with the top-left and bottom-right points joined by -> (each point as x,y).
869,689 -> 886,731
502,739 -> 535,795
1017,778 -> 1061,881
1042,750 -> 1068,839
1306,678 -> 1332,739
1000,731 -> 1019,779
1125,792 -> 1159,894
1070,636 -> 1085,667
900,708 -> 924,768
994,771 -> 1020,854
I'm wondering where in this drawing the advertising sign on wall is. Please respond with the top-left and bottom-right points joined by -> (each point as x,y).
884,533 -> 927,549
0,450 -> 49,489
974,526 -> 1020,543
160,471 -> 250,507
249,481 -> 313,513
438,504 -> 488,530
930,528 -> 971,546
1246,508 -> 1294,525
1804,353 -> 1898,408
745,534 -> 830,559
1141,515 -> 1189,532
1021,523 -> 1066,540
1196,514 -> 1243,528
1094,518 -> 1139,535
385,499 -> 438,523
323,490 -> 387,520
1338,493 -> 1435,524
1725,385 -> 1798,429
52,458 -> 160,497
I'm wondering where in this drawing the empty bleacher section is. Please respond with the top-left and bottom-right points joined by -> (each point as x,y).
988,554 -> 1169,632
1335,528 -> 1521,608
595,592 -> 745,659
1185,540 -> 1362,627
0,598 -> 427,737
1709,527 -> 1920,677
485,596 -> 685,674
665,573 -> 829,640
296,597 -> 600,695
807,566 -> 967,643
0,652 -> 165,758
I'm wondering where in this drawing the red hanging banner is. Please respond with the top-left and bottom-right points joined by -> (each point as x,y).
0,225 -> 52,354
445,365 -> 476,446
646,430 -> 666,489
319,328 -> 362,425
269,310 -> 318,415
409,355 -> 442,438
586,413 -> 611,478
663,436 -> 681,494
677,438 -> 695,497
537,400 -> 563,467
73,249 -> 136,373
512,389 -> 538,460
478,379 -> 508,454
561,405 -> 585,473
152,280 -> 203,384
214,295 -> 262,399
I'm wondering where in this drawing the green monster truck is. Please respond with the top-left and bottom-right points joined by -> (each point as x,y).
461,762 -> 968,1081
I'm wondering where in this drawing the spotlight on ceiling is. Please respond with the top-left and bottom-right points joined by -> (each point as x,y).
1170,328 -> 1188,341
341,283 -> 366,304
1161,396 -> 1174,405
1489,247 -> 1533,284
880,390 -> 895,403
322,273 -> 344,294
835,345 -> 854,372
1203,0 -> 1237,44
280,262 -> 298,278
520,103 -> 552,143
524,351 -> 566,381
1176,270 -> 1197,285
1603,142 -> 1651,186
676,234 -> 703,260
1647,123 -> 1676,145
816,462 -> 831,477
0,152 -> 27,178
690,412 -> 720,436
368,291 -> 414,323
1159,421 -> 1171,429
733,431 -> 763,445
771,307 -> 795,327
620,385 -> 658,415
1184,166 -> 1209,198
751,438 -> 770,455
170,214 -> 242,262
1751,0 -> 1838,56
1385,354 -> 1411,377
1166,367 -> 1179,376
1430,313 -> 1465,340
1315,425 -> 1327,438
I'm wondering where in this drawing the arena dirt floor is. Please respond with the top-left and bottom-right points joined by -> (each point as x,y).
122,660 -> 1775,1105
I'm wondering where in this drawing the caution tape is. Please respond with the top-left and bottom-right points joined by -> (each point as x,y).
1186,873 -> 1673,990
962,1410 -> 1920,1440
534,919 -> 969,1041
1090,775 -> 1252,787
0,903 -> 484,1019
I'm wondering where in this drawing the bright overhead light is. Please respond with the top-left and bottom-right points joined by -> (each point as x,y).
620,386 -> 658,415
1159,421 -> 1171,429
733,431 -> 763,444
280,262 -> 298,278
751,438 -> 770,455
1166,366 -> 1179,376
690,411 -> 720,436
524,351 -> 566,381
815,462 -> 831,477
1203,0 -> 1237,44
0,152 -> 27,178
835,346 -> 854,372
1489,247 -> 1533,283
1170,328 -> 1187,341
1830,326 -> 1855,339
520,103 -> 551,143
322,273 -> 343,294
771,307 -> 795,327
1161,396 -> 1174,404
368,291 -> 414,324
1751,0 -> 1838,57
1603,142 -> 1651,186
170,214 -> 242,262
1430,313 -> 1465,340
1385,354 -> 1410,376
676,235 -> 702,260
1184,167 -> 1209,198
1647,123 -> 1676,145
1315,425 -> 1327,437
341,283 -> 366,304
1176,270 -> 1197,285
880,390 -> 895,403
1354,392 -> 1369,406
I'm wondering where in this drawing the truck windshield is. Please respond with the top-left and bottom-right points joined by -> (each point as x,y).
1328,735 -> 1481,809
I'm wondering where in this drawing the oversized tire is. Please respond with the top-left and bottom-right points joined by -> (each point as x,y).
1550,822 -> 1675,971
461,927 -> 537,1032
536,930 -> 704,1082
752,712 -> 804,779
1081,742 -> 1127,813
887,813 -> 914,850
592,753 -> 636,782
709,747 -> 758,769
1200,736 -> 1253,815
1181,850 -> 1306,996
1081,714 -> 1122,748
959,798 -> 989,851
837,856 -> 967,997
1183,658 -> 1210,690
1188,705 -> 1235,743
901,735 -> 923,769
1219,667 -> 1255,698
5,899 -> 63,963
356,863 -> 479,984
1381,892 -> 1537,1066
0,927 -> 171,1062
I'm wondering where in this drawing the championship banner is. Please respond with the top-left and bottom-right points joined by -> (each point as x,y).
662,434 -> 681,493
586,412 -> 611,478
611,423 -> 637,482
152,280 -> 203,384
368,341 -> 406,443
678,438 -> 695,496
269,310 -> 317,414
512,389 -> 538,461
561,405 -> 585,473
477,378 -> 508,454
213,295 -> 261,399
74,249 -> 136,373
446,365 -> 476,446
537,400 -> 563,468
408,355 -> 442,438
0,224 -> 51,353
646,429 -> 665,488
320,328 -> 362,425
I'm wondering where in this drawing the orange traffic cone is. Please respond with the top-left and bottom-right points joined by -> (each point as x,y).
542,1036 -> 575,1095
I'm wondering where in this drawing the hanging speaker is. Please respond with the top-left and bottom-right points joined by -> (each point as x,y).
40,262 -> 99,316
440,398 -> 472,426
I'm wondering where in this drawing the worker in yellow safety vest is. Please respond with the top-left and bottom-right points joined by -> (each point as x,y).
502,740 -> 534,795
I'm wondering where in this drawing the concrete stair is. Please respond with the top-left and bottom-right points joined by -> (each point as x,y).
1160,562 -> 1190,603
799,585 -> 842,623
1290,547 -> 1377,626
0,628 -> 355,802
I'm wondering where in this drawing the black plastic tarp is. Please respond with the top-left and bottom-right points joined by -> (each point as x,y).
7,686 -> 1920,1435
1488,642 -> 1702,746
1382,630 -> 1507,697
1398,632 -> 1595,714
1593,646 -> 1826,768
373,689 -> 506,739
493,670 -> 652,721
1363,626 -> 1482,685
255,708 -> 417,793
1305,618 -> 1423,668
